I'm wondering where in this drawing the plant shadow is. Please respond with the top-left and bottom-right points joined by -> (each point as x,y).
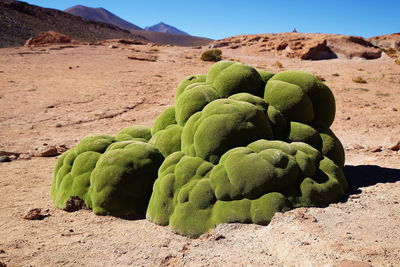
342,164 -> 400,199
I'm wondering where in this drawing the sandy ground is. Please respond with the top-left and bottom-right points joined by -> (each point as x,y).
0,43 -> 399,267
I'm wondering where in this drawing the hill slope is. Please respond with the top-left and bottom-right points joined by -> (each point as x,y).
145,22 -> 189,36
130,29 -> 212,47
64,5 -> 143,31
0,1 -> 146,48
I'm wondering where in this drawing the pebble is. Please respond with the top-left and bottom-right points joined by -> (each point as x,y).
389,141 -> 400,151
23,208 -> 49,220
0,156 -> 10,162
33,145 -> 59,157
370,146 -> 383,153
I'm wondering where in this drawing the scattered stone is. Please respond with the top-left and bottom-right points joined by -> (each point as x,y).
392,107 -> 398,111
389,141 -> 400,151
370,146 -> 383,153
46,105 -> 55,108
63,196 -> 85,212
57,144 -> 68,153
336,259 -> 372,267
276,42 -> 288,50
33,145 -> 59,157
68,66 -> 73,70
346,144 -> 364,150
0,156 -> 11,162
55,123 -> 62,128
127,55 -> 157,62
0,249 -> 5,254
23,208 -> 49,220
0,261 -> 7,267
213,234 -> 226,241
109,45 -> 117,49
18,153 -> 31,160
199,232 -> 226,242
346,116 -> 351,120
0,151 -> 21,157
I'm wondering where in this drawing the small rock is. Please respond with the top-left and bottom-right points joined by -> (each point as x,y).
23,208 -> 49,220
389,141 -> 400,151
63,196 -> 85,212
57,144 -> 68,153
34,145 -> 59,157
55,123 -> 62,128
68,66 -> 72,70
335,259 -> 372,267
0,156 -> 11,162
392,108 -> 398,111
45,105 -> 55,108
0,151 -> 20,157
109,45 -> 117,49
346,144 -> 364,150
370,146 -> 383,153
0,261 -> 7,267
19,153 -> 31,160
0,249 -> 5,254
346,116 -> 351,120
214,234 -> 226,241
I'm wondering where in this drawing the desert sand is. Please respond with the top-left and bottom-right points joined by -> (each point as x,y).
0,41 -> 399,267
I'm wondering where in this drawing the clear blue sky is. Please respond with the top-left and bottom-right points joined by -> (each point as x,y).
24,0 -> 399,39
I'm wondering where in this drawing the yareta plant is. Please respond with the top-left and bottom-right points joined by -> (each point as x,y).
52,61 -> 347,237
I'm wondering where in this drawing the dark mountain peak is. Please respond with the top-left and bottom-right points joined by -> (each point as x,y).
145,22 -> 189,36
65,5 -> 142,31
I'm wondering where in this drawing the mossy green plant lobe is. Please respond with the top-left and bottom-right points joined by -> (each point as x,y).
115,125 -> 152,142
181,98 -> 274,164
52,136 -> 164,216
90,141 -> 164,215
265,70 -> 336,127
52,61 -> 347,238
52,134 -> 115,209
207,61 -> 264,97
148,139 -> 345,237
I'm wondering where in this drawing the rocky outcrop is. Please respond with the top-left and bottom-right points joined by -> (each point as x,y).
327,36 -> 381,59
24,31 -> 79,47
368,33 -> 400,50
209,33 -> 383,60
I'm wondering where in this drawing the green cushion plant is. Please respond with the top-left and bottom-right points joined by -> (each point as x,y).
52,61 -> 347,237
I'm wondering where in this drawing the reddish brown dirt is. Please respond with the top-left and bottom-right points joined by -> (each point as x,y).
0,40 -> 399,267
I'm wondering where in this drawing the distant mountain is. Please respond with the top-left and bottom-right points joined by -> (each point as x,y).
0,1 -> 146,48
145,22 -> 189,36
64,5 -> 142,31
0,1 -> 212,48
63,6 -> 212,46
129,29 -> 212,47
